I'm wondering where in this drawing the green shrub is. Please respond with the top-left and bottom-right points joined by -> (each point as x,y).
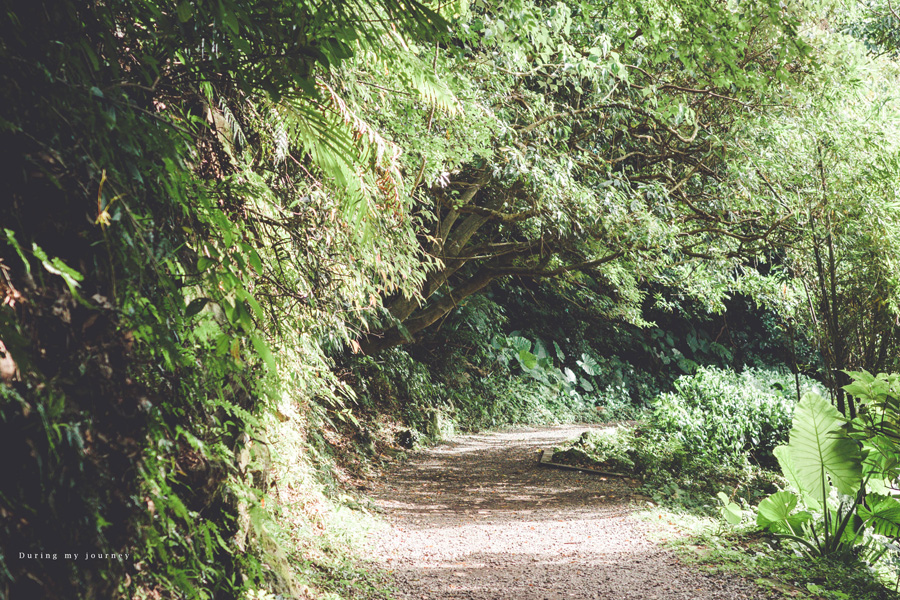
555,426 -> 694,477
351,342 -> 601,439
651,366 -> 822,467
556,422 -> 783,514
554,367 -> 825,514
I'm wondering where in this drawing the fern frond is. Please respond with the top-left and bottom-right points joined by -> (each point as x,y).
250,81 -> 407,241
218,98 -> 247,150
359,39 -> 460,114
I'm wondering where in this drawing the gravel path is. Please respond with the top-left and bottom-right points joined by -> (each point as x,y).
370,425 -> 771,600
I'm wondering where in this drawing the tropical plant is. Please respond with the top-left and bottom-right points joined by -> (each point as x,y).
717,491 -> 746,526
846,370 -> 900,487
757,390 -> 900,564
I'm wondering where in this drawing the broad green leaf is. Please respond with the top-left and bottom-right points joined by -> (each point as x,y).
844,370 -> 876,385
508,336 -> 531,353
185,298 -> 209,318
577,353 -> 600,376
785,392 -> 863,503
757,491 -> 799,530
843,381 -> 871,401
858,496 -> 900,538
785,511 -> 814,533
774,445 -> 816,508
722,503 -> 742,525
717,493 -> 742,525
517,350 -> 537,370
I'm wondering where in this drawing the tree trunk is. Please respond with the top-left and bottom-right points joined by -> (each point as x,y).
360,263 -> 505,354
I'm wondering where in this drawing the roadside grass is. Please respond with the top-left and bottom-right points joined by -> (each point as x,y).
635,507 -> 900,600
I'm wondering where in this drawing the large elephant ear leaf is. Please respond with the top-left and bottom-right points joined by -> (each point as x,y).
786,392 -> 863,502
858,495 -> 900,538
757,490 -> 814,534
757,491 -> 798,531
774,445 -> 814,507
774,443 -> 824,510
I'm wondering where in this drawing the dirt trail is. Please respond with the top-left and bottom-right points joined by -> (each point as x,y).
371,425 -> 770,600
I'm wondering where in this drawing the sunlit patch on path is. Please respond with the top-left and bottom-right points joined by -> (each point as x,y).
371,425 -> 770,600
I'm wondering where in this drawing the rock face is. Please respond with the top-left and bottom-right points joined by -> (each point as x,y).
371,426 -> 771,600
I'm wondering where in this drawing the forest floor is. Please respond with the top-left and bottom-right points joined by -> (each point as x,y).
370,425 -> 773,600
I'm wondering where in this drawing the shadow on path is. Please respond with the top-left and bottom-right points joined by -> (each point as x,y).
371,425 -> 771,600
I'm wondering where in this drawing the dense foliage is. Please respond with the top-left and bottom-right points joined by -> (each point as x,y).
0,0 -> 442,597
1,0 -> 900,598
753,373 -> 900,565
552,367 -> 815,509
730,32 -> 900,416
652,366 -> 821,467
354,0 -> 817,352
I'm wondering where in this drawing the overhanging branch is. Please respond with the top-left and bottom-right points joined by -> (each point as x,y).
489,251 -> 624,278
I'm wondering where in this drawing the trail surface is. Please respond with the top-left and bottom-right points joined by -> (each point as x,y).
371,425 -> 770,600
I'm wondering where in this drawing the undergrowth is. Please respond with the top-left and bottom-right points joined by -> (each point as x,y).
639,508 -> 900,600
552,367 -> 825,514
349,346 -> 606,443
233,386 -> 397,600
554,426 -> 783,515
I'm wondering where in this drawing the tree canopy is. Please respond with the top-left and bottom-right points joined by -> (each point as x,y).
349,0 -> 818,352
